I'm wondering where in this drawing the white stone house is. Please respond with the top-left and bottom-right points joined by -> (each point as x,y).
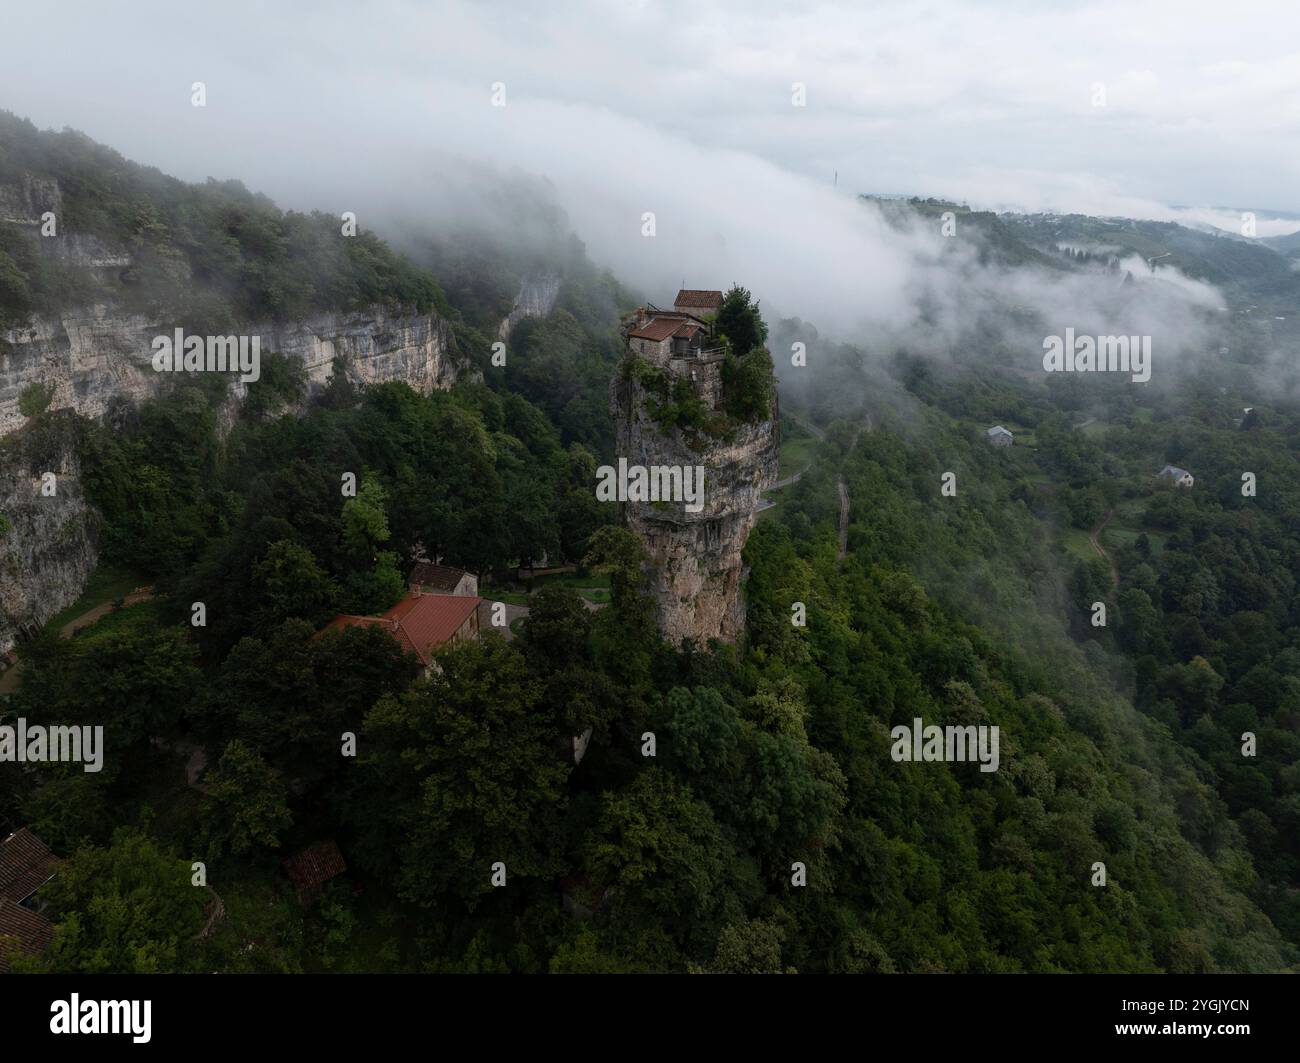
1158,464 -> 1194,488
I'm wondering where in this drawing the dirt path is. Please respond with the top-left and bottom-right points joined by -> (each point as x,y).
761,413 -> 823,507
836,479 -> 850,558
835,417 -> 872,560
0,586 -> 155,694
479,600 -> 530,641
60,587 -> 155,637
782,412 -> 871,561
1089,509 -> 1119,593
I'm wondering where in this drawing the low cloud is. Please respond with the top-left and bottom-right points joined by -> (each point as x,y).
0,0 -> 1275,375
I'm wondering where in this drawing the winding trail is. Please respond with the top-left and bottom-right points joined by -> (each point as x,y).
772,411 -> 872,561
836,417 -> 872,560
1089,509 -> 1120,593
759,413 -> 825,510
196,886 -> 225,939
0,586 -> 155,694
837,480 -> 850,558
60,587 -> 155,637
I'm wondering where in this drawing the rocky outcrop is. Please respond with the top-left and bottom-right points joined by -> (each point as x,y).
1,168 -> 470,435
497,274 -> 561,340
0,165 -> 476,646
0,418 -> 98,655
611,364 -> 778,645
41,233 -> 132,269
1,306 -> 464,437
0,173 -> 61,226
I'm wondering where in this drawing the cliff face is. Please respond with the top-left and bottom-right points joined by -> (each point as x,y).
497,274 -> 561,340
0,162 -> 474,646
0,172 -> 61,226
0,419 -> 98,655
611,365 -> 778,645
1,306 -> 463,437
0,304 -> 466,644
1,167 -> 470,437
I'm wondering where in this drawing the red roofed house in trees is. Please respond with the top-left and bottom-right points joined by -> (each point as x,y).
321,590 -> 482,670
282,840 -> 348,906
0,827 -> 59,971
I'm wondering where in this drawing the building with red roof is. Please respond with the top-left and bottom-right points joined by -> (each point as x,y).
0,898 -> 54,970
622,291 -> 731,408
0,827 -> 59,971
673,289 -> 723,317
321,590 -> 482,668
625,302 -> 719,365
282,840 -> 347,907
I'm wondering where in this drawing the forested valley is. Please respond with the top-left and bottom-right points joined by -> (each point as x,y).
1,116 -> 1297,974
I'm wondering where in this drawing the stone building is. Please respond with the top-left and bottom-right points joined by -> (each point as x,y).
625,308 -> 712,364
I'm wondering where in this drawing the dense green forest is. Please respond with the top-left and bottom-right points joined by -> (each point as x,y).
7,355 -> 1296,971
2,119 -> 1298,974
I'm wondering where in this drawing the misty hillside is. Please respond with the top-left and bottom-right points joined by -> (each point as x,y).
1263,229 -> 1300,258
1,110 -> 1298,984
868,196 -> 1066,272
1005,212 -> 1300,307
0,111 -> 449,333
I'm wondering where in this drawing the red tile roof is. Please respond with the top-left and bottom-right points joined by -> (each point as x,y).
0,897 -> 54,971
628,316 -> 684,342
0,828 -> 59,904
674,289 -> 723,309
282,841 -> 347,905
322,613 -> 418,657
628,316 -> 707,342
322,592 -> 481,665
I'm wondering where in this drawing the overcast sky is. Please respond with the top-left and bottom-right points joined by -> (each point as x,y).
2,0 -> 1298,327
4,0 -> 1297,214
